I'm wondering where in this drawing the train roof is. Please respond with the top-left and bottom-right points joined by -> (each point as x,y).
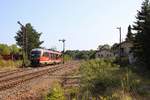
31,48 -> 62,55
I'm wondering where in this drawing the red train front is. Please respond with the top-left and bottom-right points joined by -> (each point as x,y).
30,48 -> 62,66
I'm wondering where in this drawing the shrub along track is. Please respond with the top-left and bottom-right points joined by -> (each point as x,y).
0,64 -> 66,91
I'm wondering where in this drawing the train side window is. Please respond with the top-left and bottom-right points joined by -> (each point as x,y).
54,54 -> 56,59
56,54 -> 58,59
53,54 -> 54,59
53,54 -> 55,59
43,52 -> 49,57
56,54 -> 59,59
49,53 -> 61,59
51,53 -> 54,59
54,54 -> 57,59
43,52 -> 45,57
49,53 -> 51,59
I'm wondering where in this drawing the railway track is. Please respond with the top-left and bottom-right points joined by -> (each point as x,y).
0,69 -> 22,76
0,64 -> 65,91
0,68 -> 31,79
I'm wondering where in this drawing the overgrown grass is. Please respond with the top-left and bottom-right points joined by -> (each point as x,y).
79,59 -> 150,99
64,54 -> 73,62
0,60 -> 22,69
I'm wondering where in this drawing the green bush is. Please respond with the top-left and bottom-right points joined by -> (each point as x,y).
79,59 -> 149,99
45,82 -> 65,100
0,44 -> 11,55
65,87 -> 79,100
80,59 -> 120,97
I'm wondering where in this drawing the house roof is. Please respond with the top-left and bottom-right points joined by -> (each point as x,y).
96,49 -> 113,53
112,41 -> 133,49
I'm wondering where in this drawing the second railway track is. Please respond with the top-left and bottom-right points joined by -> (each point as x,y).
0,68 -> 31,79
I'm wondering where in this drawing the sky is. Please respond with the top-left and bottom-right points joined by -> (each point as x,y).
0,0 -> 143,50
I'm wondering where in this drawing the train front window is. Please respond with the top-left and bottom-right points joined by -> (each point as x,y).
31,51 -> 41,58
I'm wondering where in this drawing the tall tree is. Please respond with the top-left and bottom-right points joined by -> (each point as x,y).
15,23 -> 43,58
126,25 -> 133,42
132,0 -> 150,68
98,44 -> 110,50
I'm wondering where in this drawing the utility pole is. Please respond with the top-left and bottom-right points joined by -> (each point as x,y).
117,27 -> 122,62
59,39 -> 66,64
17,21 -> 28,67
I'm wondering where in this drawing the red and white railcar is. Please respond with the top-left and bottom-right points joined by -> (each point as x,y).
30,48 -> 62,65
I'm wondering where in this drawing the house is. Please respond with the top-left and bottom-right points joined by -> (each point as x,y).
96,48 -> 114,59
112,41 -> 135,64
